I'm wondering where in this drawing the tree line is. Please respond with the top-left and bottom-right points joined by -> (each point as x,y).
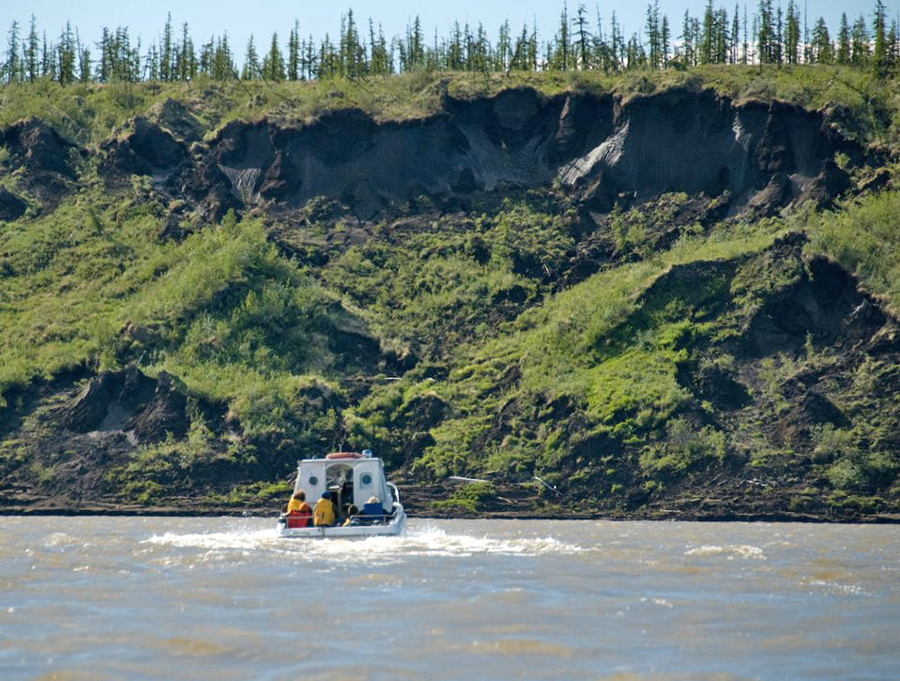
2,1 -> 899,86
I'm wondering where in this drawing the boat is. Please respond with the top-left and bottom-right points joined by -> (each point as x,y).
277,450 -> 407,538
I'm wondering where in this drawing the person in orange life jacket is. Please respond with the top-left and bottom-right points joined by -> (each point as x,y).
314,491 -> 337,526
286,490 -> 312,528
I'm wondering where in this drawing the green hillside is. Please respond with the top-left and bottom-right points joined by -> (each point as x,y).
1,67 -> 898,519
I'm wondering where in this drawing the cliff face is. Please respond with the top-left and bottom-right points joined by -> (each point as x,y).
0,81 -> 897,520
2,86 -> 854,222
202,88 -> 851,218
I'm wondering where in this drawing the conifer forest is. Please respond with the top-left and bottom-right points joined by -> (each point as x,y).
2,1 -> 900,86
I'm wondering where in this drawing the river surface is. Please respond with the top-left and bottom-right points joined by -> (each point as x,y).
0,518 -> 898,680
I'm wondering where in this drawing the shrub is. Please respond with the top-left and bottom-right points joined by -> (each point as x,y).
640,418 -> 726,477
433,481 -> 496,513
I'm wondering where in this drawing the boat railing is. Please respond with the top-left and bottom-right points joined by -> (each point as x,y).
388,482 -> 401,504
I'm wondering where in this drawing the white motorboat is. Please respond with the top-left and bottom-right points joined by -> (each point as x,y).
277,450 -> 407,538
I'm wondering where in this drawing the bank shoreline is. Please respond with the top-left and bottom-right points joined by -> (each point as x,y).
2,504 -> 897,524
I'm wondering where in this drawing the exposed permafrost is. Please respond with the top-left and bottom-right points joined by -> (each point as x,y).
96,87 -> 859,219
559,91 -> 839,211
558,119 -> 629,187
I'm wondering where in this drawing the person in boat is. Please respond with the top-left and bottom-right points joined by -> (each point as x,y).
357,496 -> 385,525
314,491 -> 337,527
342,505 -> 359,526
287,490 -> 310,514
286,490 -> 312,528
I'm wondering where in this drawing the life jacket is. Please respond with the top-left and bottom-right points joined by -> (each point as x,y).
313,498 -> 336,526
287,498 -> 309,514
287,501 -> 312,528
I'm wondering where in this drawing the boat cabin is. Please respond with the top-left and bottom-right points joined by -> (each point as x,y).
292,452 -> 395,515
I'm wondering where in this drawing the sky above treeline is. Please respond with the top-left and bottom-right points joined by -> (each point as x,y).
4,0 -> 900,60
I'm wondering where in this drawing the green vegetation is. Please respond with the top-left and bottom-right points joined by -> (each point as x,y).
807,191 -> 900,313
1,63 -> 899,151
433,482 -> 497,514
0,68 -> 898,518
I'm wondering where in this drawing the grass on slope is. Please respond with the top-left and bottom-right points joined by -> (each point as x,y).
1,65 -> 896,148
0,190 -> 347,449
346,215 -> 794,481
344,184 -> 900,504
807,190 -> 900,313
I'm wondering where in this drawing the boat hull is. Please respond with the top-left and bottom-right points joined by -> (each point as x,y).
277,505 -> 406,539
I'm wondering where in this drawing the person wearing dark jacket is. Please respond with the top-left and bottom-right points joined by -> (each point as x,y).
361,496 -> 385,524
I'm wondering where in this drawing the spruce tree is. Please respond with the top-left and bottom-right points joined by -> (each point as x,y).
610,11 -> 623,68
262,32 -> 285,81
78,45 -> 91,83
288,21 -> 300,81
774,4 -> 784,64
5,21 -> 20,85
681,10 -> 694,66
757,0 -> 773,63
213,33 -> 236,80
498,20 -> 512,71
741,4 -> 749,63
851,15 -> 870,65
304,34 -> 317,79
661,15 -> 670,67
96,27 -> 110,82
811,17 -> 832,63
888,19 -> 899,69
405,15 -> 424,70
646,2 -> 660,69
554,2 -> 570,70
785,1 -> 800,64
731,4 -> 740,63
41,31 -> 54,80
177,23 -> 195,80
837,13 -> 851,64
57,22 -> 76,85
512,24 -> 530,71
803,0 -> 810,63
575,4 -> 591,69
160,13 -> 173,81
24,15 -> 39,82
148,42 -> 161,80
715,7 -> 729,64
529,19 -> 539,71
700,0 -> 714,64
242,34 -> 260,79
342,10 -> 364,77
872,0 -> 888,73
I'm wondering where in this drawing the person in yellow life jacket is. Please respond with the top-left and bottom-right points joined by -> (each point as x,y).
313,491 -> 336,527
286,490 -> 312,528
286,490 -> 311,514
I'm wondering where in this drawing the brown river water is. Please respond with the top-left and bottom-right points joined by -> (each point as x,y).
0,517 -> 898,680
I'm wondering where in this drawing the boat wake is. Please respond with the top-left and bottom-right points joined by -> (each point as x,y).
683,544 -> 767,560
142,521 -> 583,565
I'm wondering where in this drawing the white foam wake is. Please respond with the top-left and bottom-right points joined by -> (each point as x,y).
684,544 -> 767,560
142,523 -> 583,564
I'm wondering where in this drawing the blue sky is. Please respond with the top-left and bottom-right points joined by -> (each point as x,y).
4,1 -> 899,61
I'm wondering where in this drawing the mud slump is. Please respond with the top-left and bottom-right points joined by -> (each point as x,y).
206,87 -> 855,217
